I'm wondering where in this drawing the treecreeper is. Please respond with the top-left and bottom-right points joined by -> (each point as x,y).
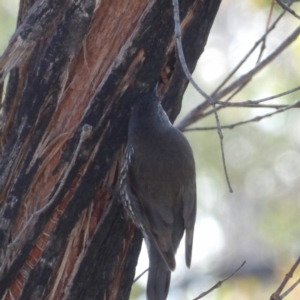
118,89 -> 197,300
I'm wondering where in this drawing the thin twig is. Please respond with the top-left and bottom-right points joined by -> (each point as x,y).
212,8 -> 287,97
223,81 -> 251,103
225,85 -> 300,105
280,277 -> 300,299
189,85 -> 300,123
215,25 -> 300,101
258,0 -> 296,63
276,0 -> 300,20
217,102 -> 299,109
217,84 -> 300,106
178,25 -> 300,130
270,256 -> 300,300
172,0 -> 232,193
193,261 -> 246,300
177,17 -> 300,130
184,101 -> 300,132
133,268 -> 149,283
220,0 -> 294,97
257,1 -> 278,64
172,0 -> 214,102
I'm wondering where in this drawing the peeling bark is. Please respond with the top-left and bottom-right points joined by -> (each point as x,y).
0,0 -> 221,299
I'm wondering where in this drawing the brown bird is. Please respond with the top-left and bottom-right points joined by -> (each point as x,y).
119,90 -> 196,300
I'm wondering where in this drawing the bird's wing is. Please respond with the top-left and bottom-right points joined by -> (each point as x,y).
172,128 -> 197,268
183,180 -> 196,268
127,157 -> 176,271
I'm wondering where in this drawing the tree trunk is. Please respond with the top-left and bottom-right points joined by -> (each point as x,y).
0,0 -> 220,299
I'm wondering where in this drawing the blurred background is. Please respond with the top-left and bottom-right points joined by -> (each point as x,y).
1,0 -> 300,299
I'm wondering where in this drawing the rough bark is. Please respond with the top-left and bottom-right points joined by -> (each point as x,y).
0,0 -> 221,299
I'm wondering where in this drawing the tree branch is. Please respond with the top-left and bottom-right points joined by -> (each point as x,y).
184,100 -> 300,132
270,257 -> 300,300
172,0 -> 232,192
177,25 -> 300,129
193,261 -> 246,300
276,0 -> 300,20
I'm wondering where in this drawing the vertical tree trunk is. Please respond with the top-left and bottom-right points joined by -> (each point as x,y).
0,0 -> 221,299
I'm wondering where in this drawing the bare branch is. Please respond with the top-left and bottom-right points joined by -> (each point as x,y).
193,261 -> 246,300
212,7 -> 287,97
270,257 -> 300,300
133,268 -> 149,283
172,0 -> 233,193
276,0 -> 300,20
216,85 -> 300,107
188,85 -> 300,123
172,0 -> 213,102
184,101 -> 300,132
281,277 -> 300,299
256,1 -> 275,64
228,85 -> 300,105
178,25 -> 300,130
215,25 -> 300,100
223,81 -> 250,103
218,102 -> 299,109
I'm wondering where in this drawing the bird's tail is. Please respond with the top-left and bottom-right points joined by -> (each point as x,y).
147,244 -> 171,300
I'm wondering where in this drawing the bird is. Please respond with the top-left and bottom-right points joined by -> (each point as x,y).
118,89 -> 196,300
